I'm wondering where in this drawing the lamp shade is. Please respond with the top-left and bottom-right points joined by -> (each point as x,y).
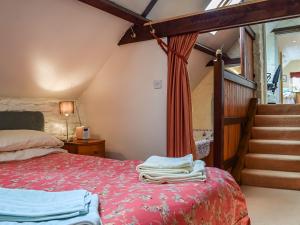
59,101 -> 74,117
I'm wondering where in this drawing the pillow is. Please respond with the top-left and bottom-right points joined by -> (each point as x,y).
0,130 -> 64,152
0,148 -> 67,162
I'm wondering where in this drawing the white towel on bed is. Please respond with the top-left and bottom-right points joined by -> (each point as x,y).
136,154 -> 194,174
137,154 -> 206,184
139,160 -> 206,184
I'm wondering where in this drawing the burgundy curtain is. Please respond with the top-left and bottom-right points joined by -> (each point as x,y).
166,33 -> 198,158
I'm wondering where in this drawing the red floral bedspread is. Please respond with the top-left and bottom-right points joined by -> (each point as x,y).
0,153 -> 250,225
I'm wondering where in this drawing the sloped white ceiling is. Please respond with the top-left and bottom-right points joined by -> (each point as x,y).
0,0 -> 129,98
0,0 -> 238,98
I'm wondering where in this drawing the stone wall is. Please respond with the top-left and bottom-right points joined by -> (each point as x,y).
0,97 -> 86,139
252,24 -> 266,103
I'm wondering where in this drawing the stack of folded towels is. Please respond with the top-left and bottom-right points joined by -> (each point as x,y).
0,188 -> 101,225
136,154 -> 206,184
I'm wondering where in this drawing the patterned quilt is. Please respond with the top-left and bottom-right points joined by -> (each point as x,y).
0,153 -> 250,225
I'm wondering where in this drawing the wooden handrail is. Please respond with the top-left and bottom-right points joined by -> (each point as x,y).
224,70 -> 257,90
231,98 -> 258,183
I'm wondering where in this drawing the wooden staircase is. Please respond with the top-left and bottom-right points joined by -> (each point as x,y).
241,104 -> 300,190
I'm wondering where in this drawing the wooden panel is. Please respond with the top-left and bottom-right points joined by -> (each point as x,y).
224,124 -> 241,161
224,117 -> 245,125
223,79 -> 254,161
224,80 -> 254,117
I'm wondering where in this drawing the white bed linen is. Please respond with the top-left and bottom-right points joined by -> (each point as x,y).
0,130 -> 63,152
0,148 -> 66,162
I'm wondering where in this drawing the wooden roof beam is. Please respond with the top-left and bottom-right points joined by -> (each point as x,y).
78,0 -> 149,25
141,0 -> 158,17
206,58 -> 241,67
272,25 -> 300,35
119,0 -> 157,42
194,43 -> 230,59
119,0 -> 300,45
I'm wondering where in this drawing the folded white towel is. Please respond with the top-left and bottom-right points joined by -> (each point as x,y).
136,154 -> 194,174
139,160 -> 206,184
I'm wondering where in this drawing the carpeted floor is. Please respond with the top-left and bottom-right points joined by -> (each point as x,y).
241,186 -> 300,225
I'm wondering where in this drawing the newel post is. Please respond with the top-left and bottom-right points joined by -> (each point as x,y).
213,50 -> 225,169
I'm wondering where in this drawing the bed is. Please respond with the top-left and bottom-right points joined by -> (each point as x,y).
0,111 -> 250,225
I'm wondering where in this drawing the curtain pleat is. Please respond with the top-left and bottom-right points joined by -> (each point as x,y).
166,32 -> 198,158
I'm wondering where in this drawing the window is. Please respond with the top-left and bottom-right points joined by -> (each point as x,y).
205,0 -> 242,35
292,77 -> 300,92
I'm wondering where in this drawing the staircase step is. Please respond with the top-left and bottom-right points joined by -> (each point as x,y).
252,127 -> 300,140
245,153 -> 300,172
255,115 -> 300,127
241,169 -> 300,190
249,140 -> 300,155
257,104 -> 300,115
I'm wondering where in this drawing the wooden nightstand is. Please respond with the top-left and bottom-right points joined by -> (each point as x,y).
63,139 -> 105,157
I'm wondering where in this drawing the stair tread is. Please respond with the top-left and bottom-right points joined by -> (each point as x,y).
252,127 -> 300,140
246,153 -> 300,161
257,104 -> 300,115
242,169 -> 300,178
253,127 -> 300,131
249,139 -> 300,144
255,115 -> 300,117
258,104 -> 300,106
249,139 -> 300,155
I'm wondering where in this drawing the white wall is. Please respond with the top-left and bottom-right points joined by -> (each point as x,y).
191,70 -> 214,130
80,40 -> 207,160
80,41 -> 167,160
189,50 -> 212,90
283,60 -> 300,90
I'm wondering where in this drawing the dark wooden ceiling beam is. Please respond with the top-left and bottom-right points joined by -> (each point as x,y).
206,58 -> 241,67
119,0 -> 300,45
119,0 -> 157,43
78,0 -> 148,25
272,25 -> 300,35
245,26 -> 256,40
141,0 -> 158,17
194,43 -> 230,59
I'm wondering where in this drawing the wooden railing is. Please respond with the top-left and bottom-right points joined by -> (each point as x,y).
213,54 -> 257,170
232,98 -> 258,182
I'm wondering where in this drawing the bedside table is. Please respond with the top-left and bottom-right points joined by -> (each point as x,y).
63,139 -> 105,157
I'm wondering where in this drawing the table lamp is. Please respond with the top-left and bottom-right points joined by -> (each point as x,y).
59,101 -> 74,142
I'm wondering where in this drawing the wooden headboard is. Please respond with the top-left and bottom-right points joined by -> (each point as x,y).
0,111 -> 44,131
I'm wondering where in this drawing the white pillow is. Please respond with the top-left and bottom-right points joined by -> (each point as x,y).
0,148 -> 67,162
0,130 -> 64,152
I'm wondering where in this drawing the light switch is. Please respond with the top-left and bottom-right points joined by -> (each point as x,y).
153,80 -> 162,89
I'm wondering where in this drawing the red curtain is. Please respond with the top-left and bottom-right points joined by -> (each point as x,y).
166,33 -> 198,158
